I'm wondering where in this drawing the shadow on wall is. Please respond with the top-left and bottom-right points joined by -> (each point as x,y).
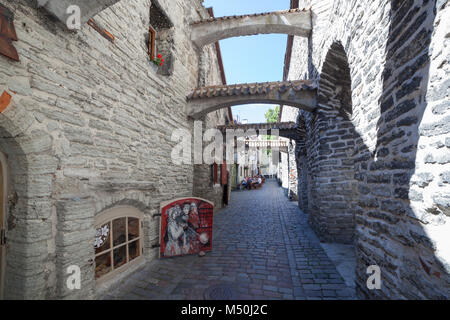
298,0 -> 449,298
363,0 -> 448,299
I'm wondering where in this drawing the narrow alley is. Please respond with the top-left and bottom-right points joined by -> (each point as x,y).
104,180 -> 355,300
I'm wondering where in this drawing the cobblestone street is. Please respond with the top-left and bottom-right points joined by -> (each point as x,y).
103,180 -> 355,300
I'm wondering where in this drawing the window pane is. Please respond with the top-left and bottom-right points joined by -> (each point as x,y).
113,245 -> 127,269
95,252 -> 111,279
129,239 -> 140,261
128,217 -> 140,241
113,218 -> 126,247
95,222 -> 111,254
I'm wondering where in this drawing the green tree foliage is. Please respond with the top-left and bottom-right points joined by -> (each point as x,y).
265,106 -> 280,123
264,106 -> 280,155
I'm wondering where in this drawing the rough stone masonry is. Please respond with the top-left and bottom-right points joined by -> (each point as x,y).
0,0 -> 448,301
0,0 -> 230,299
282,0 -> 449,299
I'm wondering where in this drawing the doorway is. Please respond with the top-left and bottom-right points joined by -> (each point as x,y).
0,151 -> 7,300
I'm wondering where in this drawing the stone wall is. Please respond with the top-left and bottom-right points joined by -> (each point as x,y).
287,0 -> 449,298
193,40 -> 232,209
0,0 -> 229,299
280,106 -> 299,199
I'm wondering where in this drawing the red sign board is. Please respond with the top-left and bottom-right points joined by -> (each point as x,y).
160,198 -> 214,258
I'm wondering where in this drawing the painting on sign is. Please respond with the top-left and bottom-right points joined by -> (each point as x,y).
160,198 -> 214,258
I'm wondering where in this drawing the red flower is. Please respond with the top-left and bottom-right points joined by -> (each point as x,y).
160,62 -> 163,66
157,54 -> 162,59
161,59 -> 164,62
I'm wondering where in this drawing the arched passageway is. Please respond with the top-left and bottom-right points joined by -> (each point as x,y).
306,42 -> 357,245
0,122 -> 51,299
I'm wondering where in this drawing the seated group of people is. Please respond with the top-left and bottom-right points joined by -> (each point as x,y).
240,175 -> 264,190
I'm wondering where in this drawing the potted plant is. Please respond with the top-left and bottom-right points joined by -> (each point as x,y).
150,54 -> 164,71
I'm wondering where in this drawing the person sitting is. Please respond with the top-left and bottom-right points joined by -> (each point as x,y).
252,176 -> 262,189
247,177 -> 253,189
250,176 -> 259,189
240,178 -> 248,190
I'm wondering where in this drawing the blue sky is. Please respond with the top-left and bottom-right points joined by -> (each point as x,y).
203,0 -> 290,123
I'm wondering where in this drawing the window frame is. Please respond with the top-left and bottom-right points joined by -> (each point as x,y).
94,206 -> 144,285
148,26 -> 157,59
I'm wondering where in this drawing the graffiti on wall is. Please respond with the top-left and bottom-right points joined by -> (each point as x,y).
160,198 -> 214,258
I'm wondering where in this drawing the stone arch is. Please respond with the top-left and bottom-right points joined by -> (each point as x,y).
319,42 -> 353,118
307,40 -> 357,245
191,8 -> 311,48
0,98 -> 56,299
302,0 -> 449,299
187,80 -> 317,119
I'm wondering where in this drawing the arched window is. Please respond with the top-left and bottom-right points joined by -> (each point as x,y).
94,206 -> 144,283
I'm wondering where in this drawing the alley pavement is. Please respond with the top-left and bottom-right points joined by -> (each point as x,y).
103,180 -> 355,300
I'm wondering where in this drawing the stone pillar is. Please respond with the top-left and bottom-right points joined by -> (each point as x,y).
307,110 -> 357,244
55,197 -> 96,299
306,42 -> 357,245
287,142 -> 298,201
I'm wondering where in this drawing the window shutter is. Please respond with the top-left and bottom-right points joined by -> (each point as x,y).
148,26 -> 156,59
221,162 -> 228,185
213,163 -> 218,185
0,5 -> 19,61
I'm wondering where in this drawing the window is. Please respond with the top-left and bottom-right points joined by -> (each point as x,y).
94,206 -> 144,283
148,26 -> 157,59
149,1 -> 174,76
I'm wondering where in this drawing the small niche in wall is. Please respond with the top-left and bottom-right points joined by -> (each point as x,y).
148,1 -> 174,76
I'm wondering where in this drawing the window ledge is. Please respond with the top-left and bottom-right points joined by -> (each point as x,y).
150,62 -> 159,73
